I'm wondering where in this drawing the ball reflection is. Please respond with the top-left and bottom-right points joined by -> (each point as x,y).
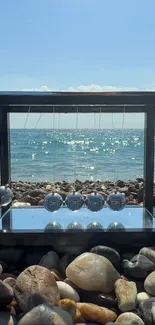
65,192 -> 84,211
44,222 -> 63,232
44,193 -> 63,212
66,222 -> 84,232
86,222 -> 104,231
107,193 -> 126,211
85,193 -> 105,212
0,186 -> 12,207
107,222 -> 126,232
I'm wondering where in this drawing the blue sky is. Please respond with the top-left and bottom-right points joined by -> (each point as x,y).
0,0 -> 154,128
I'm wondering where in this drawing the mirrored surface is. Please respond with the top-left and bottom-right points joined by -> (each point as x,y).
1,206 -> 154,232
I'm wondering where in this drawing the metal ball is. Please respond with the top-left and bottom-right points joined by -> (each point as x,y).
66,222 -> 84,232
44,222 -> 63,232
107,193 -> 126,211
0,186 -> 13,207
65,192 -> 84,211
85,192 -> 105,212
44,193 -> 63,212
107,222 -> 126,232
86,222 -> 104,231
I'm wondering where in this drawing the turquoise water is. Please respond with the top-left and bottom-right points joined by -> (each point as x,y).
10,129 -> 144,181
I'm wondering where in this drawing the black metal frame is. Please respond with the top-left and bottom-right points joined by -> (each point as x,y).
0,91 -> 154,213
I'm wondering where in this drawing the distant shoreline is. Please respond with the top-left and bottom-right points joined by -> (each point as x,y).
11,179 -> 144,206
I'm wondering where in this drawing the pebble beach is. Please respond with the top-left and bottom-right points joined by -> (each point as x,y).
0,245 -> 155,324
11,178 -> 144,207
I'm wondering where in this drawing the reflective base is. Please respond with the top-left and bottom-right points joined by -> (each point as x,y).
0,206 -> 154,250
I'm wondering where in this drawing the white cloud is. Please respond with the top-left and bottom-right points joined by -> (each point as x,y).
22,84 -> 138,92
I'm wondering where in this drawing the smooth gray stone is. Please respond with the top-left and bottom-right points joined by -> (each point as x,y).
139,297 -> 155,325
122,254 -> 155,279
90,246 -> 120,269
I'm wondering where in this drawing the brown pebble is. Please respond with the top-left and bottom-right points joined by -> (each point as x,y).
58,299 -> 76,320
14,265 -> 60,312
76,302 -> 117,324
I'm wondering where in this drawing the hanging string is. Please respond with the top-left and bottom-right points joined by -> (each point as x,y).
52,106 -> 56,183
34,113 -> 43,129
23,106 -> 31,129
116,106 -> 125,182
73,106 -> 79,187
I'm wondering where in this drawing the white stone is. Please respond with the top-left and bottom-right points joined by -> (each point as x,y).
137,292 -> 151,304
66,252 -> 120,293
56,281 -> 80,302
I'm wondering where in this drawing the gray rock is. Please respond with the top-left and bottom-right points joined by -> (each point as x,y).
139,297 -> 155,325
38,251 -> 59,270
90,246 -> 120,269
17,303 -> 73,325
0,248 -> 23,264
122,254 -> 155,278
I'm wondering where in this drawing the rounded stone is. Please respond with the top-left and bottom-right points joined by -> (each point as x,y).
76,302 -> 117,324
58,299 -> 76,320
123,254 -> 155,279
139,297 -> 155,325
115,312 -> 144,324
66,252 -> 120,293
14,265 -> 60,312
137,292 -> 151,304
114,279 -> 137,312
139,247 -> 155,264
90,246 -> 120,269
38,251 -> 59,270
144,271 -> 155,295
0,280 -> 14,305
3,277 -> 16,289
56,281 -> 80,302
17,303 -> 73,325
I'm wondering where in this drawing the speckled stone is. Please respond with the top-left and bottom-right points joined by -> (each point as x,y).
14,265 -> 60,312
66,252 -> 120,293
139,297 -> 155,325
122,254 -> 155,279
144,271 -> 155,295
17,303 -> 73,325
76,302 -> 117,324
114,279 -> 137,312
90,246 -> 120,269
115,312 -> 144,324
38,251 -> 60,270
